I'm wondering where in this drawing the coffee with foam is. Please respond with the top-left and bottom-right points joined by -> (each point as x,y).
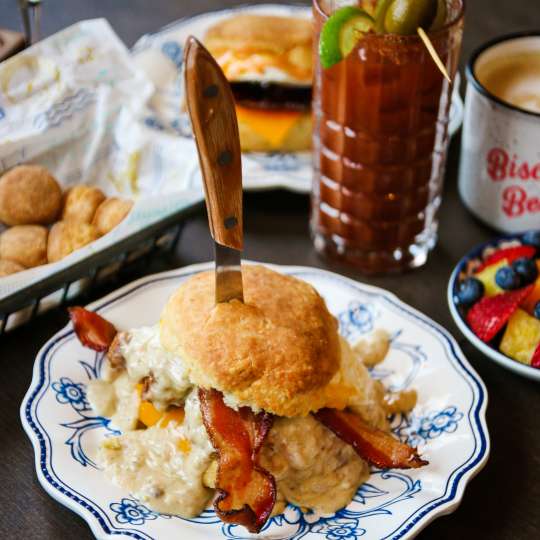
476,50 -> 540,114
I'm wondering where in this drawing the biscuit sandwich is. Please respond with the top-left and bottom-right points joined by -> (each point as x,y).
73,265 -> 427,533
203,14 -> 312,152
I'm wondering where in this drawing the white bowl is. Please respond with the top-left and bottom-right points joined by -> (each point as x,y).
447,234 -> 540,382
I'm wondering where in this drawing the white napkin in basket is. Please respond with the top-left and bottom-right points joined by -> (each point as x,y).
0,19 -> 203,302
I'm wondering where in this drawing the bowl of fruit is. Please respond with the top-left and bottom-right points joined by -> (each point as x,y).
448,231 -> 540,382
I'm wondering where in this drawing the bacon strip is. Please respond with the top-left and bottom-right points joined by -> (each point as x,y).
68,307 -> 117,352
199,389 -> 276,533
315,408 -> 428,469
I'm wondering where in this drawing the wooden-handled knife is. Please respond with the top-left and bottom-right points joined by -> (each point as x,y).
184,36 -> 244,304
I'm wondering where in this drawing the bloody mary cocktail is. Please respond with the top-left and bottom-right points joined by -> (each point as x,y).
312,0 -> 464,273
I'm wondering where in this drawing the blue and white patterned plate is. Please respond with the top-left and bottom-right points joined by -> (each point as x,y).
21,263 -> 489,540
131,4 -> 465,194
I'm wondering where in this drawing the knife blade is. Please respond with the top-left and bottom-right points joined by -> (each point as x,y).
214,243 -> 243,304
184,36 -> 244,304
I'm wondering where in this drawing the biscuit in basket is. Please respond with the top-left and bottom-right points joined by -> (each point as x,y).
47,221 -> 100,263
0,225 -> 48,268
62,185 -> 106,224
0,258 -> 25,277
0,165 -> 62,226
92,197 -> 133,236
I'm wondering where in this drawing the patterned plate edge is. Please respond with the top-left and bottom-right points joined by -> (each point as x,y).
287,267 -> 489,539
21,262 -> 490,540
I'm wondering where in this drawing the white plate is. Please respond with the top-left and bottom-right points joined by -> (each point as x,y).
447,233 -> 540,382
22,262 -> 488,540
131,4 -> 465,194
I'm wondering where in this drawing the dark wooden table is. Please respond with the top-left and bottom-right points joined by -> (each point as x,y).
0,1 -> 539,538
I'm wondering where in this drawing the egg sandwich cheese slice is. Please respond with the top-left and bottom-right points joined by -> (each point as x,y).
204,15 -> 313,152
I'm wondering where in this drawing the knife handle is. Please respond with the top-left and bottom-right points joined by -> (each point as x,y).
184,36 -> 243,251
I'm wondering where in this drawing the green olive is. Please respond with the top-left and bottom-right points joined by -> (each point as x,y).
374,0 -> 395,33
430,0 -> 448,31
384,0 -> 438,35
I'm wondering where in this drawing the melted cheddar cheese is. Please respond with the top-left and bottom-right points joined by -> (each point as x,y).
235,105 -> 301,148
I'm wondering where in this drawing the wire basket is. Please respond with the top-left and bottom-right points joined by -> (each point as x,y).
0,202 -> 201,334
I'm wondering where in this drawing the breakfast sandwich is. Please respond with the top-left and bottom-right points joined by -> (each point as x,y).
203,14 -> 313,153
73,265 -> 427,533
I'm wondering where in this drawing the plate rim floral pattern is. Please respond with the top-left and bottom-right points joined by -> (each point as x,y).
21,262 -> 489,540
447,232 -> 540,382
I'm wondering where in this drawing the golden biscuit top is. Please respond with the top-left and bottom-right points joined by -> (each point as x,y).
205,14 -> 311,54
160,265 -> 340,417
204,15 -> 312,83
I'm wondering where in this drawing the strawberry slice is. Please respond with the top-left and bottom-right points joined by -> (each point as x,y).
531,342 -> 540,369
475,246 -> 536,273
466,285 -> 534,342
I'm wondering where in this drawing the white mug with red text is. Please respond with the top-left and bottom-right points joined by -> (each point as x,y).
459,33 -> 540,232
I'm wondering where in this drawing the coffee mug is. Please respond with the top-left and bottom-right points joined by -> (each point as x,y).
459,32 -> 540,232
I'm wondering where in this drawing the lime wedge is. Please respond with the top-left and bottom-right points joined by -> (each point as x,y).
340,13 -> 374,57
319,6 -> 375,69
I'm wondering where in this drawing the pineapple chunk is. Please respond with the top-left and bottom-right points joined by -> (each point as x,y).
500,309 -> 540,365
475,260 -> 506,297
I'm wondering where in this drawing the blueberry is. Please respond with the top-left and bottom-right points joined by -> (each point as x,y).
495,266 -> 522,290
534,301 -> 540,320
456,277 -> 484,306
512,257 -> 538,285
522,230 -> 540,249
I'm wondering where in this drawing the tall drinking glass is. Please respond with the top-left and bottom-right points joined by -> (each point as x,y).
311,0 -> 465,273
